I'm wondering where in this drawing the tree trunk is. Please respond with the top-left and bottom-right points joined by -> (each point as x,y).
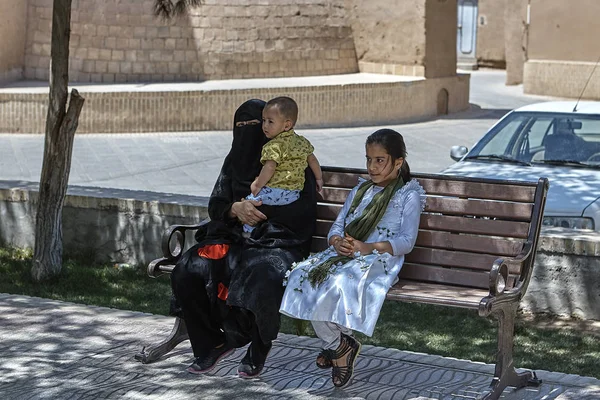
32,0 -> 85,282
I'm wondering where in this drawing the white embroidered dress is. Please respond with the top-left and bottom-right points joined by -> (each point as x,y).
279,178 -> 426,336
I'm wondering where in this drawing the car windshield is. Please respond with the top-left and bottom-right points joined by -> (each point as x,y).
467,111 -> 600,168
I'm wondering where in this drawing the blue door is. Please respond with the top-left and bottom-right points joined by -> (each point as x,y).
457,0 -> 478,59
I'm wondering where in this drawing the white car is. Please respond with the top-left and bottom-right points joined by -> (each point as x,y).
442,101 -> 600,231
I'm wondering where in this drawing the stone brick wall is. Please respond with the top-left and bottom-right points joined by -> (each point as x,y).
528,0 -> 600,63
24,0 -> 358,83
0,74 -> 470,133
347,0 -> 457,78
476,0 -> 506,68
504,0 -> 527,85
0,1 -> 28,84
524,60 -> 600,99
346,0 -> 426,68
522,0 -> 600,98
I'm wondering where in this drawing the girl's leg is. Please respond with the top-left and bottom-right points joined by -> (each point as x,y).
311,321 -> 353,369
311,321 -> 352,350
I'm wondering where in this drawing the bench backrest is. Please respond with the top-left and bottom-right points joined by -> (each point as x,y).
313,166 -> 548,292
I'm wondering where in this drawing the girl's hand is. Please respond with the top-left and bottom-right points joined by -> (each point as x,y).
345,235 -> 372,256
231,198 -> 266,226
332,236 -> 354,256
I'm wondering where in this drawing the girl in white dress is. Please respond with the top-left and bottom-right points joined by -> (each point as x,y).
279,129 -> 425,388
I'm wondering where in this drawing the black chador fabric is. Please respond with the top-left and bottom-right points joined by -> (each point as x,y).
228,168 -> 317,341
171,99 -> 317,359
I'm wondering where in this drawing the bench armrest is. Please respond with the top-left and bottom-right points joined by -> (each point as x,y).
160,219 -> 210,260
146,219 -> 210,277
479,241 -> 534,317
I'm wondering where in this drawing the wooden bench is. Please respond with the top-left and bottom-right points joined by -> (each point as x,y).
136,166 -> 549,400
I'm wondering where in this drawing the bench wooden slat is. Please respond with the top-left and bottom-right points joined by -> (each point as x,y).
415,230 -> 524,257
417,177 -> 536,203
316,204 -> 342,220
322,170 -> 366,188
420,214 -> 530,238
387,280 -> 488,308
318,193 -> 534,221
405,248 -> 520,273
315,220 -> 333,237
320,187 -> 352,205
314,224 -> 525,257
399,263 -> 490,289
310,237 -> 329,253
425,197 -> 533,222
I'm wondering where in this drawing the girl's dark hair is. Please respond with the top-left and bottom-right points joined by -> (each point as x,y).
365,129 -> 411,182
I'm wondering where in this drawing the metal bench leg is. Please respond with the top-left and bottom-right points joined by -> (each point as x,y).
134,316 -> 189,364
482,306 -> 541,400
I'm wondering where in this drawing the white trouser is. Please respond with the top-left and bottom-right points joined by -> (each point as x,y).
311,321 -> 353,350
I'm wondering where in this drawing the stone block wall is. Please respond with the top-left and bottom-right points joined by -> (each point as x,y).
0,74 -> 470,133
524,60 -> 600,100
0,1 -> 29,84
23,0 -> 358,83
504,0 -> 527,85
346,0 -> 427,70
523,0 -> 600,98
476,0 -> 506,68
347,0 -> 457,79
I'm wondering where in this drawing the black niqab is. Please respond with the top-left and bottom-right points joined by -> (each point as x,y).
230,99 -> 268,201
208,99 -> 267,221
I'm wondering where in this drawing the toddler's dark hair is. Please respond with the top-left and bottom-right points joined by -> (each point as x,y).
365,129 -> 411,182
265,96 -> 298,125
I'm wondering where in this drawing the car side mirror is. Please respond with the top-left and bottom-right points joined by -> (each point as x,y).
450,145 -> 469,161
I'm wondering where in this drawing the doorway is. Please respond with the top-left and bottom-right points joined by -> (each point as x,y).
457,0 -> 478,69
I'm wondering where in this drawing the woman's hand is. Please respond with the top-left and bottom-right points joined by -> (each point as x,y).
230,198 -> 267,226
345,235 -> 373,256
331,235 -> 354,256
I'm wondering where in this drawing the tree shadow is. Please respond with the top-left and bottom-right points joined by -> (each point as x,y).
437,103 -> 513,121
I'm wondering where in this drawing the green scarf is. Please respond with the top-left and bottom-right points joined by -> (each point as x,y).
307,176 -> 405,287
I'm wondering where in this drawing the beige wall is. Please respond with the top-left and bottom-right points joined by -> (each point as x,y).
0,0 -> 29,83
0,75 -> 470,133
524,60 -> 600,99
528,0 -> 600,62
504,0 -> 527,85
524,0 -> 600,98
24,0 -> 358,83
476,0 -> 505,67
346,0 -> 426,66
347,0 -> 456,78
424,0 -> 457,78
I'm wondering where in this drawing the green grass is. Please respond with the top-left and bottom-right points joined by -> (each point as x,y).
0,247 -> 171,315
2,246 -> 599,379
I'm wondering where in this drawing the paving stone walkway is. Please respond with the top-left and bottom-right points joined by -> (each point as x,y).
1,294 -> 598,400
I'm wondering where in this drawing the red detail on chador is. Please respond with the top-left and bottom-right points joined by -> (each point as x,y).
217,282 -> 229,301
197,243 -> 230,260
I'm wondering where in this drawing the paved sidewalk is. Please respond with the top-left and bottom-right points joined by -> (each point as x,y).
0,293 -> 599,400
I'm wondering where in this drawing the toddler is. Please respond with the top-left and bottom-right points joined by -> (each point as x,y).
244,96 -> 323,233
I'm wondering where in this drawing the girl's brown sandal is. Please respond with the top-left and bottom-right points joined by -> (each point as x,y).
316,348 -> 335,369
331,333 -> 362,388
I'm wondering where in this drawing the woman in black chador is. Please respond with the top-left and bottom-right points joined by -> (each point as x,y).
171,99 -> 317,378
